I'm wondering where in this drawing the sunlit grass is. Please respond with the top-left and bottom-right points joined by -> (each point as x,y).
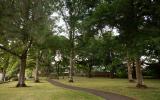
0,78 -> 103,100
58,77 -> 160,100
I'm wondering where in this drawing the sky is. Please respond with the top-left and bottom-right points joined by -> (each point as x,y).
51,12 -> 119,38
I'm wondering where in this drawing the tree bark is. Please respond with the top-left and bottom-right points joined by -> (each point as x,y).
132,62 -> 136,79
2,69 -> 6,82
56,62 -> 59,79
88,65 -> 92,78
1,57 -> 9,82
127,60 -> 134,82
34,53 -> 40,83
16,54 -> 27,87
68,50 -> 74,82
135,58 -> 147,88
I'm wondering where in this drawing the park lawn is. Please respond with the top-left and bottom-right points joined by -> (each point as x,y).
58,77 -> 160,100
0,79 -> 103,100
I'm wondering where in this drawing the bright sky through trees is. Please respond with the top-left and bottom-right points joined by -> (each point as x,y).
51,13 -> 119,37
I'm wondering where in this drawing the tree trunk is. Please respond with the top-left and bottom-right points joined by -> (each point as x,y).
56,62 -> 59,79
110,65 -> 115,78
88,65 -> 92,78
1,58 -> 9,82
68,50 -> 74,82
62,65 -> 65,79
132,62 -> 136,79
135,58 -> 147,88
16,55 -> 27,87
127,60 -> 134,82
2,69 -> 6,82
34,53 -> 40,83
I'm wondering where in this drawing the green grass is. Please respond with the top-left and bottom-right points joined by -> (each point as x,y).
0,79 -> 103,100
58,77 -> 160,100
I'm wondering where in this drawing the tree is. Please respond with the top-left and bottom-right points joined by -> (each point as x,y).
76,37 -> 103,78
54,0 -> 86,82
0,0 -> 54,87
83,0 -> 160,88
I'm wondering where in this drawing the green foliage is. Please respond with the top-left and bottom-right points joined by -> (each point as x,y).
0,0 -> 160,84
6,59 -> 19,78
115,66 -> 127,78
25,69 -> 33,78
46,35 -> 70,53
83,0 -> 160,59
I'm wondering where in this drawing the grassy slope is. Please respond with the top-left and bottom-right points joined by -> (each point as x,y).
58,77 -> 160,100
0,79 -> 103,100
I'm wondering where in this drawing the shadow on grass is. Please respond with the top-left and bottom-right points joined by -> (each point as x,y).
34,81 -> 44,83
0,81 -> 12,84
9,86 -> 32,88
127,86 -> 158,90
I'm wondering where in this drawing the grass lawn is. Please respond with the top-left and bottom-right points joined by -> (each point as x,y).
0,79 -> 103,100
58,77 -> 160,100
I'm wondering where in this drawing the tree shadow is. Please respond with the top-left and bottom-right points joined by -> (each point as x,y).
127,86 -> 158,90
9,86 -> 32,88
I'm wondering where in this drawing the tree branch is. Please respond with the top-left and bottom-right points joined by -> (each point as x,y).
21,39 -> 32,57
0,45 -> 21,58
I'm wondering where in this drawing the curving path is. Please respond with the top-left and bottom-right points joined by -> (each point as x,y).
48,79 -> 135,100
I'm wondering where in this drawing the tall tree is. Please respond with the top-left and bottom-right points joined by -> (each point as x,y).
83,0 -> 160,88
0,0 -> 54,87
54,0 -> 88,82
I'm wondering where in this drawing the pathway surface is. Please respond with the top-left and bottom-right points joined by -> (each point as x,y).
48,79 -> 135,100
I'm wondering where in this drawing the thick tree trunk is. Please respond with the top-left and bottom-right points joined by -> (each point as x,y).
135,58 -> 147,88
16,55 -> 27,87
68,50 -> 74,82
127,60 -> 134,82
34,54 -> 40,83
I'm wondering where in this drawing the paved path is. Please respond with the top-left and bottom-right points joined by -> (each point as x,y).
48,79 -> 135,100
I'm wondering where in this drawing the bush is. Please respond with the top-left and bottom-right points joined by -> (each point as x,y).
115,66 -> 127,78
144,63 -> 160,79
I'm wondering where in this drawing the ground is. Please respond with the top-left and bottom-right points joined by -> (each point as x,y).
58,77 -> 160,100
0,77 -> 159,100
0,79 -> 103,100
